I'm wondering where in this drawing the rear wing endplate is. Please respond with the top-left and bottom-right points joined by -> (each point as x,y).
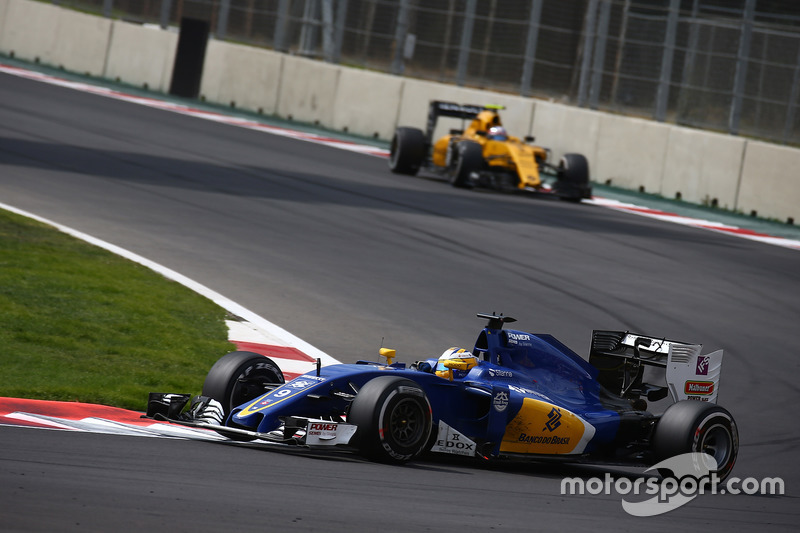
590,331 -> 723,403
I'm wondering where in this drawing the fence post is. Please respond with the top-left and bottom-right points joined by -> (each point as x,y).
217,0 -> 230,39
333,0 -> 348,63
102,0 -> 112,18
609,0 -> 631,107
729,0 -> 756,135
160,0 -> 172,29
391,0 -> 411,75
577,0 -> 598,107
322,0 -> 335,62
520,0 -> 544,97
783,42 -> 800,144
589,0 -> 611,110
654,0 -> 680,121
676,0 -> 700,121
274,0 -> 290,52
456,0 -> 477,86
299,0 -> 320,56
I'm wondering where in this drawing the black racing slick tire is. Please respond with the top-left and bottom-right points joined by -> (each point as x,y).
554,153 -> 591,202
389,127 -> 426,175
451,140 -> 483,188
348,376 -> 433,464
652,401 -> 739,482
202,351 -> 284,415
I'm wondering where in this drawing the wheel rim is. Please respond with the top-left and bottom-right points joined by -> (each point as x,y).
388,398 -> 426,446
230,362 -> 281,408
699,423 -> 733,469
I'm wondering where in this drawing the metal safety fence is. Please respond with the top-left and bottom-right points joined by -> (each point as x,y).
52,0 -> 800,145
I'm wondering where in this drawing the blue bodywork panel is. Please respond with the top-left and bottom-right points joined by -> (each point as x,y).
228,324 -> 639,458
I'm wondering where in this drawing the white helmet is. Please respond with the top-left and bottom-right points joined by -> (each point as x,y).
487,126 -> 508,140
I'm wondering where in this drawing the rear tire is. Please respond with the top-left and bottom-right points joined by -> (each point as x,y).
389,127 -> 426,175
652,401 -> 738,482
451,140 -> 483,188
348,376 -> 433,464
554,153 -> 591,202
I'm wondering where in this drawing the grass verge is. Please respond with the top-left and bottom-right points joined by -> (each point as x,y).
0,209 -> 234,411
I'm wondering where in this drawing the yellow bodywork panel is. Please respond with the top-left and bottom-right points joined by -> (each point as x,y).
499,398 -> 595,455
430,110 -> 549,189
431,135 -> 452,168
484,140 -> 542,188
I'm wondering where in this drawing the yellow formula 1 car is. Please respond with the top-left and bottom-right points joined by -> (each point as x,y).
389,101 -> 592,202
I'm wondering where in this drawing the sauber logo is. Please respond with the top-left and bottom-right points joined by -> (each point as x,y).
493,391 -> 509,412
684,380 -> 714,395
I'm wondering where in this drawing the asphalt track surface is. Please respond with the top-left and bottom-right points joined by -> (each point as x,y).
1,70 -> 798,531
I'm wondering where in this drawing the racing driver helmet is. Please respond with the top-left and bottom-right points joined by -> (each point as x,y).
487,126 -> 508,140
435,347 -> 479,380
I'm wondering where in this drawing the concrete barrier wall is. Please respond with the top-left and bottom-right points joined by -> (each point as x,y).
529,100 -> 601,167
332,68 -> 403,140
662,127 -> 745,209
0,0 -> 62,64
105,22 -> 177,92
0,1 -> 110,76
738,141 -> 800,222
275,55 -> 340,127
0,0 -> 797,223
594,114 -> 672,194
200,40 -> 283,115
0,0 -> 9,44
50,8 -> 111,76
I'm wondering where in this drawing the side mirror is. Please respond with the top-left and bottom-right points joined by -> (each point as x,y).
379,348 -> 396,365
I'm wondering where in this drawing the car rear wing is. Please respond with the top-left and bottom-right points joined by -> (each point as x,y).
426,101 -> 485,141
589,330 -> 723,404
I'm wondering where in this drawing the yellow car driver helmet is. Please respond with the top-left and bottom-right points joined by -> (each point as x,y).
435,347 -> 479,380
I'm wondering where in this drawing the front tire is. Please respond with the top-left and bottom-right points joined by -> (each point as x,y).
554,153 -> 591,201
348,376 -> 433,464
389,127 -> 426,175
652,401 -> 738,482
202,351 -> 284,415
451,140 -> 483,188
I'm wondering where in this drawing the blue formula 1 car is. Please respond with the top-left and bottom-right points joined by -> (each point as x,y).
146,314 -> 738,480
